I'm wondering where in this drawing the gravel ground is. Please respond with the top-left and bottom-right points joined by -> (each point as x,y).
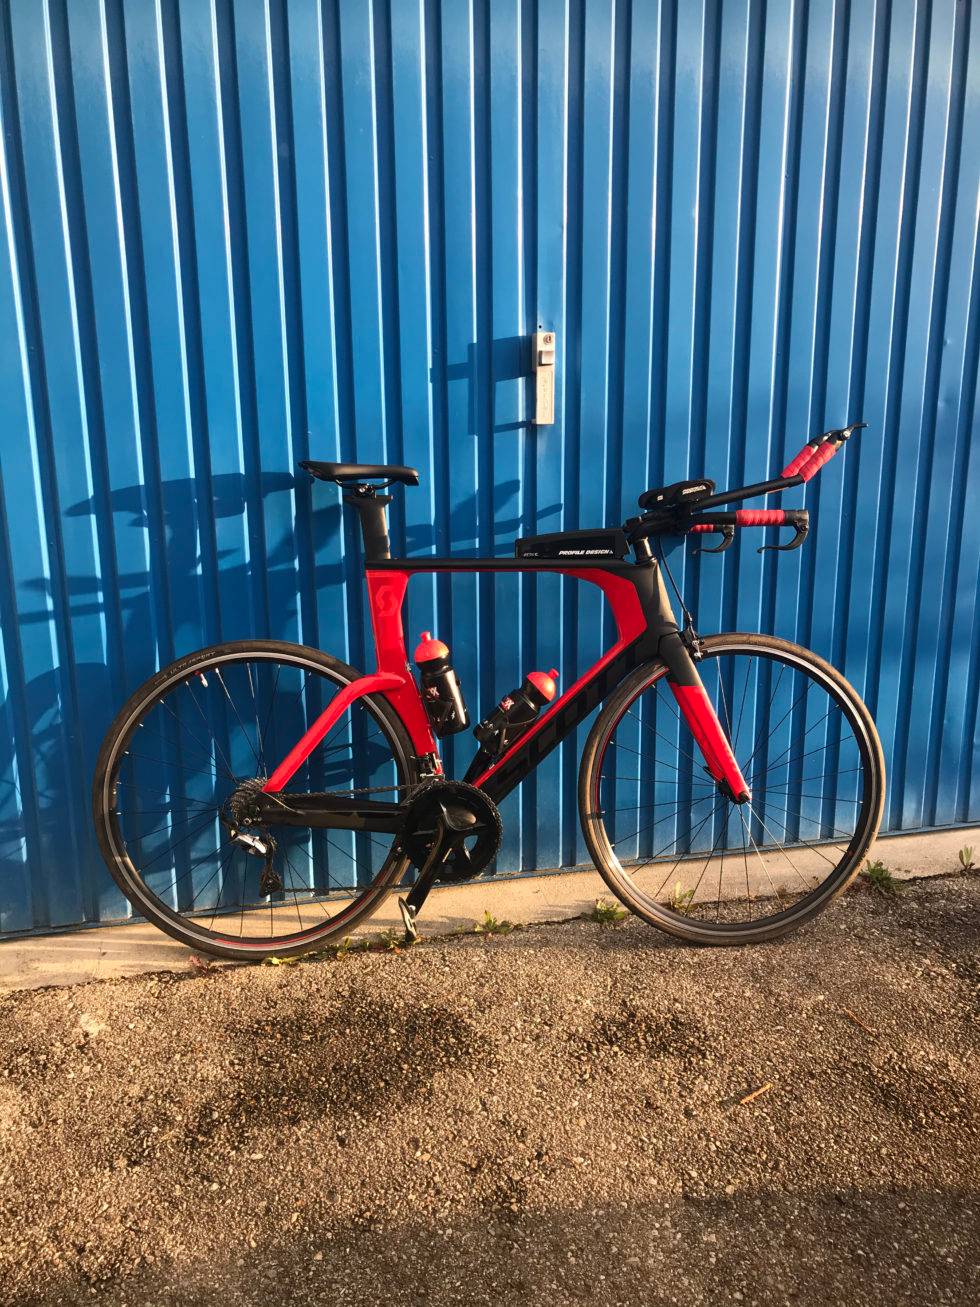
0,874 -> 977,1307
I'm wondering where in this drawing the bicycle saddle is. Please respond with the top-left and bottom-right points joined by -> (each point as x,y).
299,460 -> 419,487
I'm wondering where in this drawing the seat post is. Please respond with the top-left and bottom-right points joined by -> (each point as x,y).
345,486 -> 393,562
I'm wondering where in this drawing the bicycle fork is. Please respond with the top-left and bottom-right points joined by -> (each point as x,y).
659,631 -> 751,804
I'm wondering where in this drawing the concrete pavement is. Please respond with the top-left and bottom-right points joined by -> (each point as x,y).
0,824 -> 975,991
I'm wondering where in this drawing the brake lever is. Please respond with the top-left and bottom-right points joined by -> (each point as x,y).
693,525 -> 735,555
758,521 -> 808,553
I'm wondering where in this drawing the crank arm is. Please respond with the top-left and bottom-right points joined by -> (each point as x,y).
398,821 -> 452,940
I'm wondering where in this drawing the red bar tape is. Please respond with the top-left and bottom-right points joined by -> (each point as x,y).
780,444 -> 819,478
734,509 -> 787,526
798,440 -> 838,482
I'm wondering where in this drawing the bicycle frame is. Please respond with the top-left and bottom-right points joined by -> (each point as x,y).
260,554 -> 750,820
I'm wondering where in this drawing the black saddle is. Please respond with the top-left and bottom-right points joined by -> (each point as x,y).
299,461 -> 419,487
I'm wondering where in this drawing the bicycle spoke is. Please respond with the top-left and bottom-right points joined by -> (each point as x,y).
737,807 -> 782,900
137,814 -> 222,874
258,663 -> 283,768
746,802 -> 813,891
732,658 -> 752,754
610,737 -> 703,776
674,809 -> 731,912
244,663 -> 267,777
602,773 -> 715,787
611,790 -> 716,849
121,751 -> 221,780
625,708 -> 701,768
183,680 -> 238,783
755,707 -> 835,779
135,724 -> 229,775
599,793 -> 717,814
277,848 -> 309,933
714,817 -> 727,921
649,800 -> 726,899
756,790 -> 862,802
205,848 -> 235,930
130,804 -> 221,846
113,782 -> 217,808
740,662 -> 792,774
100,650 -> 412,955
214,667 -> 262,773
589,643 -> 877,936
157,695 -> 237,785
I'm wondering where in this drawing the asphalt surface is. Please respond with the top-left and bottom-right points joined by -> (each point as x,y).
0,874 -> 977,1306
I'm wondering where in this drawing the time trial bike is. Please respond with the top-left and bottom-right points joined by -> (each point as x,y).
93,421 -> 884,960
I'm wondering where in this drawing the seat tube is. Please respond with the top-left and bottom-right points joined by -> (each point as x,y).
659,631 -> 751,803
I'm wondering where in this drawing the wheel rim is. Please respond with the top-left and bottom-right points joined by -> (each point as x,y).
588,642 -> 879,935
98,650 -> 413,951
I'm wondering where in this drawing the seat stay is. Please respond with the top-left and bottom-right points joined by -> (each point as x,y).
261,671 -> 408,793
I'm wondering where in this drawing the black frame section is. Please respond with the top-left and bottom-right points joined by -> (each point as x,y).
258,555 -> 702,832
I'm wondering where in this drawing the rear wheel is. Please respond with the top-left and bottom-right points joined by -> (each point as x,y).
93,640 -> 418,961
578,633 -> 885,945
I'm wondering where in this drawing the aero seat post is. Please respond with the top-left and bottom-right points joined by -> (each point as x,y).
345,486 -> 393,562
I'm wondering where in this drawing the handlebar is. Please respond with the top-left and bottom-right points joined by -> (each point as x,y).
626,421 -> 865,556
687,508 -> 809,554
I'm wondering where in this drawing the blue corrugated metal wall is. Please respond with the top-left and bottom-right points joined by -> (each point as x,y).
0,0 -> 978,934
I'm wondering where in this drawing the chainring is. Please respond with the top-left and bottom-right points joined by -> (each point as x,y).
398,780 -> 502,883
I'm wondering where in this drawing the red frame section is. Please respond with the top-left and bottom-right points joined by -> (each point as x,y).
261,570 -> 440,795
262,562 -> 749,806
669,684 -> 750,800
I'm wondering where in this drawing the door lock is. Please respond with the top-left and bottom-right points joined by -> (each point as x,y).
532,330 -> 556,425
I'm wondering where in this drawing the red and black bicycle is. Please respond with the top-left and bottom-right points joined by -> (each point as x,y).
93,422 -> 884,960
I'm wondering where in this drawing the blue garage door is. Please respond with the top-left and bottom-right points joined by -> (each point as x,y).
0,0 -> 978,933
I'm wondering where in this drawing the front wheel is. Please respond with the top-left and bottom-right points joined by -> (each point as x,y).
578,633 -> 885,945
93,640 -> 419,961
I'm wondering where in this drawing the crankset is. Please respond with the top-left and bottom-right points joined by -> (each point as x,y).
394,781 -> 502,942
397,780 -> 502,883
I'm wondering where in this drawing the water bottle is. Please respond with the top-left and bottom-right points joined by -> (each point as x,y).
414,632 -> 469,736
473,669 -> 559,755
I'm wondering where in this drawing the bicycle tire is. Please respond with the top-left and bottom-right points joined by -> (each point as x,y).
93,640 -> 419,962
578,632 -> 885,945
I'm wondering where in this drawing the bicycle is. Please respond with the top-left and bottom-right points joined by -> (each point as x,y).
93,421 -> 884,960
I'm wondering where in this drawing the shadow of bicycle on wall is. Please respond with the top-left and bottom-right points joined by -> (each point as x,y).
0,466 -> 566,934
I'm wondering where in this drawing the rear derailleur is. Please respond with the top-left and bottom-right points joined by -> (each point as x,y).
394,781 -> 502,942
221,778 -> 282,897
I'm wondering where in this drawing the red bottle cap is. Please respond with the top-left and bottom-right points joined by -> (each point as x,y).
527,669 -> 559,701
414,631 -> 449,664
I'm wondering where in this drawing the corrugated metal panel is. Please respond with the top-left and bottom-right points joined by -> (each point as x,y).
0,0 -> 978,934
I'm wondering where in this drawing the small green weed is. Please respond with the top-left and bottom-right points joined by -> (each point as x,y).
861,859 -> 900,896
958,845 -> 975,874
326,935 -> 370,961
263,953 -> 301,967
473,910 -> 513,936
589,897 -> 628,927
667,882 -> 695,914
374,928 -> 404,952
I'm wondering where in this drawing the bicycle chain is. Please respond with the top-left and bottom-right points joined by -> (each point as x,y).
260,779 -> 422,800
